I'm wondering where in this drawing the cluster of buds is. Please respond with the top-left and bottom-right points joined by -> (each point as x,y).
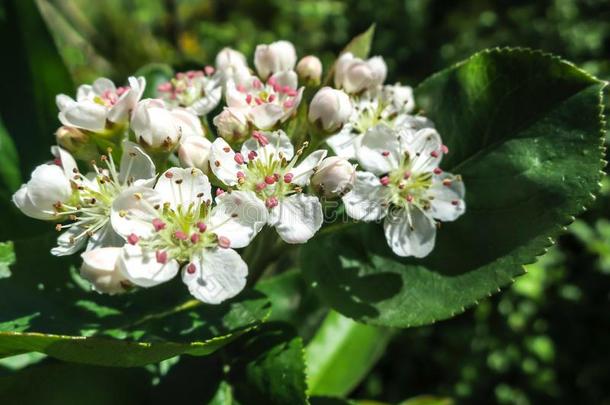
12,37 -> 466,304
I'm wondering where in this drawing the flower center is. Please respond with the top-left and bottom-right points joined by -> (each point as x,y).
236,76 -> 298,112
157,68 -> 215,107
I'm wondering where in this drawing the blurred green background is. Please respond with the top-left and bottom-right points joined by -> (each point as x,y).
2,0 -> 610,404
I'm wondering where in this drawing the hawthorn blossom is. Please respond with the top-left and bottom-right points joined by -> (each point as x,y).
311,156 -> 356,198
215,47 -> 251,85
209,130 -> 326,244
12,146 -> 79,221
296,55 -> 323,84
157,69 -> 222,116
254,40 -> 297,79
50,141 -> 156,256
223,71 -> 303,130
110,168 -> 267,304
80,247 -> 131,294
308,87 -> 352,132
327,84 -> 429,159
342,124 -> 465,258
56,76 -> 145,132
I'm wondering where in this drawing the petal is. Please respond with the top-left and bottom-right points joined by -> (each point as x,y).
271,71 -> 298,90
208,191 -> 268,249
241,130 -> 294,163
59,102 -> 108,132
210,138 -> 241,186
81,247 -> 128,295
270,194 -> 323,244
119,141 -> 156,184
12,184 -> 55,220
383,206 -> 436,258
342,171 -> 389,221
357,124 -> 402,175
56,94 -> 76,111
111,185 -> 163,239
87,222 -> 125,251
76,84 -> 94,101
154,168 -> 212,209
427,174 -> 466,222
51,226 -> 87,256
92,77 -> 116,94
291,150 -> 327,186
403,128 -> 443,172
118,244 -> 180,287
27,164 -> 72,211
51,145 -> 78,179
172,108 -> 204,139
250,103 -> 285,129
182,248 -> 247,304
326,125 -> 357,159
189,85 -> 222,116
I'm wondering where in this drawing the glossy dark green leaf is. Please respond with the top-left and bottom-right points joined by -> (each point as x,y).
225,323 -> 308,405
302,49 -> 606,327
0,242 -> 15,280
306,311 -> 391,397
134,63 -> 174,99
0,119 -> 21,196
0,233 -> 270,367
0,0 -> 73,173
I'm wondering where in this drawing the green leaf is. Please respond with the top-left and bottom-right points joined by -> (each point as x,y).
302,48 -> 606,328
306,311 -> 391,397
134,63 -> 174,99
399,396 -> 454,405
0,242 -> 15,280
225,323 -> 308,405
0,234 -> 270,367
0,0 -> 74,173
0,119 -> 21,196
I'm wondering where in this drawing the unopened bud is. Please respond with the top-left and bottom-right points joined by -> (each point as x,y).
80,248 -> 130,294
296,55 -> 322,85
254,40 -> 297,80
55,126 -> 98,160
311,156 -> 356,198
308,87 -> 352,132
334,53 -> 387,94
178,136 -> 212,173
213,107 -> 249,142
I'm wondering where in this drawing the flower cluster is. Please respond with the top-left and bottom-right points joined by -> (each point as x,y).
13,39 -> 465,303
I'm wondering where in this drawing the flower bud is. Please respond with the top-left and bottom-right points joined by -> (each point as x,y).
334,53 -> 387,94
131,99 -> 199,151
311,156 -> 356,198
254,40 -> 297,79
296,55 -> 322,85
178,136 -> 212,173
80,247 -> 130,294
213,107 -> 249,142
308,87 -> 352,132
215,47 -> 247,72
55,126 -> 98,161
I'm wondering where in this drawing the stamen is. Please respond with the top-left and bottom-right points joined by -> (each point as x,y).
441,144 -> 449,154
152,218 -> 166,231
216,188 -> 225,196
381,151 -> 390,157
451,200 -> 459,206
248,151 -> 258,160
186,263 -> 197,274
174,230 -> 188,240
265,197 -> 279,209
196,221 -> 207,233
256,182 -> 267,191
380,176 -> 390,186
234,153 -> 245,164
404,172 -> 411,179
190,233 -> 200,244
127,234 -> 139,245
156,250 -> 168,264
406,195 -> 414,203
433,168 -> 443,175
430,150 -> 439,158
264,175 -> 276,185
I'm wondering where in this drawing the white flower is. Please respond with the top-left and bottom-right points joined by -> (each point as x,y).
80,247 -> 131,294
110,168 -> 267,304
311,156 -> 356,198
296,55 -> 322,84
209,130 -> 326,244
342,125 -> 465,258
254,40 -> 297,79
50,141 -> 156,256
327,84 -> 424,159
131,99 -> 203,150
157,69 -> 222,116
178,136 -> 212,173
308,87 -> 352,132
215,47 -> 250,84
12,146 -> 78,220
334,53 -> 387,94
213,107 -> 249,142
56,76 -> 145,132
225,71 -> 303,130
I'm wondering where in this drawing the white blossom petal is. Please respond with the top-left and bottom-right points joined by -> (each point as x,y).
241,130 -> 294,163
111,185 -> 163,239
189,85 -> 222,116
181,248 -> 247,304
51,226 -> 87,256
51,146 -> 78,179
291,150 -> 327,186
210,138 -> 241,186
208,191 -> 268,249
356,124 -> 401,175
87,222 -> 125,251
402,128 -> 443,172
326,124 -> 357,159
118,245 -> 180,287
342,171 -> 389,221
269,194 -> 323,244
118,141 -> 156,184
250,103 -> 285,129
59,102 -> 108,132
427,174 -> 466,222
154,168 -> 212,209
81,247 -> 128,294
383,206 -> 436,258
